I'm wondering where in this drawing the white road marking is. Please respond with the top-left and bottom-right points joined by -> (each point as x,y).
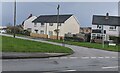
63,69 -> 77,72
60,57 -> 68,59
49,57 -> 59,59
111,57 -> 116,59
98,57 -> 104,59
81,57 -> 89,59
48,56 -> 118,60
102,66 -> 118,69
69,57 -> 78,59
90,57 -> 96,59
105,57 -> 110,59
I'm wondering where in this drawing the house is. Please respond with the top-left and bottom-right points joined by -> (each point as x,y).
91,25 -> 120,43
80,27 -> 92,34
79,27 -> 92,42
91,14 -> 120,43
23,14 -> 80,40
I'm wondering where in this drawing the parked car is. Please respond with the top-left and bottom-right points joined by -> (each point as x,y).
0,30 -> 6,34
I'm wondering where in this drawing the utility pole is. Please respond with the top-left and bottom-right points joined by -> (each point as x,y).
56,4 -> 60,40
102,13 -> 109,48
13,0 -> 16,38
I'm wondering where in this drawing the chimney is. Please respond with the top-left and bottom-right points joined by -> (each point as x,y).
27,14 -> 32,19
105,13 -> 109,20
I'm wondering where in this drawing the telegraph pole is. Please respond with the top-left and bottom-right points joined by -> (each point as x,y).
102,13 -> 109,48
13,0 -> 16,38
56,4 -> 60,40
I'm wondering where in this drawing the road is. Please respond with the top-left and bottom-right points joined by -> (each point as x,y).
1,34 -> 119,72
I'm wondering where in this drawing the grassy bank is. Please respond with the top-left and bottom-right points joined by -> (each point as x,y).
2,36 -> 73,54
48,39 -> 119,52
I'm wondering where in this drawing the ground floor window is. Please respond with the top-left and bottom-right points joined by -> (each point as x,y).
40,30 -> 44,34
34,29 -> 38,33
27,28 -> 32,32
49,31 -> 53,36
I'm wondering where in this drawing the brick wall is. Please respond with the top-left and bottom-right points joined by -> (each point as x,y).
30,33 -> 48,38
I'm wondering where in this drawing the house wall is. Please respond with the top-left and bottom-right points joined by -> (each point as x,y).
91,25 -> 119,41
23,16 -> 37,31
60,15 -> 80,36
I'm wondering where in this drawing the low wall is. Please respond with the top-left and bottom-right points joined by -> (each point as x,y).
30,33 -> 48,38
50,35 -> 64,40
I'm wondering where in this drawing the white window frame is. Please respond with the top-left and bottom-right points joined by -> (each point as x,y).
34,23 -> 37,27
58,23 -> 62,26
49,23 -> 53,26
40,30 -> 44,34
109,26 -> 116,31
41,23 -> 45,27
49,31 -> 53,36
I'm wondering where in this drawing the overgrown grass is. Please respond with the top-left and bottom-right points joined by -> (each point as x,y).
48,39 -> 120,52
1,36 -> 73,54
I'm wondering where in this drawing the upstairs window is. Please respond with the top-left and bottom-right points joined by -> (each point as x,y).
58,23 -> 62,26
49,23 -> 53,26
109,26 -> 116,31
41,23 -> 44,27
97,25 -> 102,29
34,23 -> 37,27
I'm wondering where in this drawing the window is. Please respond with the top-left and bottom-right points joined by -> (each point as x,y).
27,28 -> 32,32
49,31 -> 53,36
68,32 -> 71,34
86,29 -> 88,32
40,30 -> 44,34
49,23 -> 53,26
109,26 -> 116,31
41,23 -> 44,26
34,23 -> 37,27
58,23 -> 62,26
34,29 -> 38,33
97,25 -> 102,29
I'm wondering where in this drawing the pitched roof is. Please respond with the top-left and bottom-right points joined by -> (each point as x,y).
92,15 -> 120,26
32,14 -> 73,23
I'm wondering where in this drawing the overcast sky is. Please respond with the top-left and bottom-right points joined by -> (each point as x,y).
1,2 -> 118,27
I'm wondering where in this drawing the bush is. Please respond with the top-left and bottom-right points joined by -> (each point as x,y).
6,25 -> 30,36
64,37 -> 84,42
21,30 -> 31,36
109,36 -> 120,44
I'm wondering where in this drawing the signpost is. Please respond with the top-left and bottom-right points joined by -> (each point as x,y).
92,13 -> 120,48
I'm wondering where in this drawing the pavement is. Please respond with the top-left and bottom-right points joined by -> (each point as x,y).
2,52 -> 69,59
1,34 -> 119,71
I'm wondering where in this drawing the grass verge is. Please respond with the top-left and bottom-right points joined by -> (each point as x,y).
48,39 -> 120,52
1,36 -> 73,54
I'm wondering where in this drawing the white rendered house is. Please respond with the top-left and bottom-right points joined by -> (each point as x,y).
23,14 -> 80,39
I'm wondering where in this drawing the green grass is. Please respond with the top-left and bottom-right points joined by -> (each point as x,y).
48,39 -> 120,52
1,36 -> 73,54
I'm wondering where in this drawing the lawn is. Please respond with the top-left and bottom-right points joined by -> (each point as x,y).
48,39 -> 120,52
1,36 -> 73,54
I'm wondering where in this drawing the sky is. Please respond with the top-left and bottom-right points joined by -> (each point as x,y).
1,2 -> 118,27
